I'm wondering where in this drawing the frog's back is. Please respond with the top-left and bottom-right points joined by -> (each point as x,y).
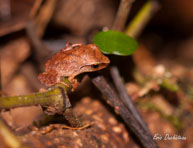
45,48 -> 81,77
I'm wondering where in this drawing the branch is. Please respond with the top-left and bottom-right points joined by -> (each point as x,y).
112,0 -> 135,31
90,73 -> 159,148
110,66 -> 149,130
0,85 -> 70,112
0,78 -> 83,128
25,20 -> 51,66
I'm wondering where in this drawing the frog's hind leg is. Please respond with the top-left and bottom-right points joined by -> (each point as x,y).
38,70 -> 59,87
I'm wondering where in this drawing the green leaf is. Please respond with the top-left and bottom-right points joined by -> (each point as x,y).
93,30 -> 138,56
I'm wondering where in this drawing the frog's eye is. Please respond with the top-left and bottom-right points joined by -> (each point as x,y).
91,64 -> 99,69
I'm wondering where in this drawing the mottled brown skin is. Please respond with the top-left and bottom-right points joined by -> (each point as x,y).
38,43 -> 110,90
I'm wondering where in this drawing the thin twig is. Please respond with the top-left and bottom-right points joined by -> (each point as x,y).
110,66 -> 152,135
112,0 -> 135,31
125,0 -> 160,38
25,20 -> 51,66
34,0 -> 57,37
29,0 -> 43,19
90,73 -> 159,148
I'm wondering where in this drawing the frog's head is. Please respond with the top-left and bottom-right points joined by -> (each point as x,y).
79,44 -> 110,73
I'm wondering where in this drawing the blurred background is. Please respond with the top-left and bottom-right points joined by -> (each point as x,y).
0,0 -> 193,147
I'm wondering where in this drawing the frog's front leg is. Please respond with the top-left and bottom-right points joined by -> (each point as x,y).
68,76 -> 79,91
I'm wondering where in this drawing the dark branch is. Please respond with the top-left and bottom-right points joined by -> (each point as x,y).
110,66 -> 158,140
90,73 -> 159,148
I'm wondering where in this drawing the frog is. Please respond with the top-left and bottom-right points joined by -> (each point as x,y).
38,43 -> 110,91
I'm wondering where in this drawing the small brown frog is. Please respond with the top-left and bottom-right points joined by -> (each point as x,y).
38,43 -> 110,90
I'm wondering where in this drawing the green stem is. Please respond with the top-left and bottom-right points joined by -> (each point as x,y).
0,74 -> 83,127
160,77 -> 179,92
0,118 -> 29,148
0,88 -> 60,109
0,79 -> 71,112
125,0 -> 160,38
